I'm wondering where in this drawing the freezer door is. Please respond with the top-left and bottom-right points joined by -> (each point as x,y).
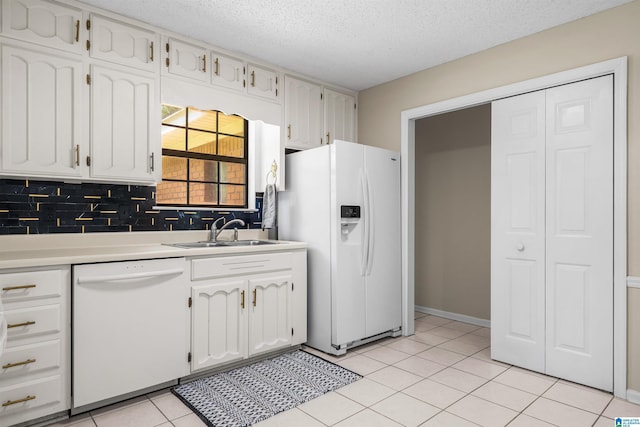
363,146 -> 402,337
331,141 -> 366,345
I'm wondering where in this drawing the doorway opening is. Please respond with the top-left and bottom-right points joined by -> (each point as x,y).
414,104 -> 492,325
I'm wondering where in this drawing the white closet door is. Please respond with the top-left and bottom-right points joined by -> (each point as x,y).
491,90 -> 546,373
545,75 -> 613,391
492,75 -> 614,392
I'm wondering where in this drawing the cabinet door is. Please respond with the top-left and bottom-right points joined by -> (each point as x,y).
88,14 -> 158,72
165,37 -> 208,82
323,88 -> 355,144
1,42 -> 83,178
284,76 -> 322,150
191,280 -> 247,371
491,90 -> 546,373
211,51 -> 245,91
247,64 -> 278,101
89,64 -> 159,182
1,0 -> 82,53
248,274 -> 292,356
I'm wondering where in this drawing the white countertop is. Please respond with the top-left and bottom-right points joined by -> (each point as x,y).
0,230 -> 306,270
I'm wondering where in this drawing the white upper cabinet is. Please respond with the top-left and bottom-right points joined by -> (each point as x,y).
247,63 -> 279,101
0,41 -> 83,178
87,14 -> 159,72
323,88 -> 356,144
164,37 -> 208,82
284,76 -> 322,150
1,0 -> 83,53
89,63 -> 159,182
211,51 -> 245,91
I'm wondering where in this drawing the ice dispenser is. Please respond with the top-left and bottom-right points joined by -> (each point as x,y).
340,205 -> 361,239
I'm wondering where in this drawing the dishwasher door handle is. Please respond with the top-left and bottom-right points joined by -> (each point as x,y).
76,267 -> 184,284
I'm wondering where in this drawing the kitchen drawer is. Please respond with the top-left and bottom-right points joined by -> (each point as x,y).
5,305 -> 61,343
191,252 -> 292,280
0,269 -> 65,303
0,374 -> 64,417
0,340 -> 61,383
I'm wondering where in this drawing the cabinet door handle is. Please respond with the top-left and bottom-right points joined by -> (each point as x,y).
7,321 -> 36,329
252,288 -> 257,307
75,145 -> 80,166
2,396 -> 36,407
2,284 -> 36,291
287,124 -> 291,139
149,152 -> 155,172
3,359 -> 36,369
326,132 -> 331,144
241,290 -> 245,309
149,41 -> 154,62
75,19 -> 80,42
251,70 -> 255,87
202,55 -> 206,72
214,57 -> 219,76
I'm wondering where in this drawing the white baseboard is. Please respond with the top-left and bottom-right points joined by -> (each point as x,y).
627,389 -> 640,405
415,305 -> 490,328
628,276 -> 640,289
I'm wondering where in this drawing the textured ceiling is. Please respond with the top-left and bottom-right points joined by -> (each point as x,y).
76,0 -> 633,91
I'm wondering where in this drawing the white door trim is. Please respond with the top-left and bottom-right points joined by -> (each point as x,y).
400,56 -> 628,398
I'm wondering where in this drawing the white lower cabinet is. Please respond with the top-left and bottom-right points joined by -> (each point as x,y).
248,274 -> 292,356
0,266 -> 70,426
191,279 -> 247,370
190,250 -> 306,373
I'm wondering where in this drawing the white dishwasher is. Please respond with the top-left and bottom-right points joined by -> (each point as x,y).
72,257 -> 189,410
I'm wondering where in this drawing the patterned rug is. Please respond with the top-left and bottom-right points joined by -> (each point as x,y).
172,350 -> 361,427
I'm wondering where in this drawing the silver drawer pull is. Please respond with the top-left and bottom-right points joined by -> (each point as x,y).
2,395 -> 36,407
7,321 -> 36,329
2,359 -> 36,369
2,284 -> 36,291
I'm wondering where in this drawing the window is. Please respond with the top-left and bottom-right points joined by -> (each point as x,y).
157,105 -> 248,207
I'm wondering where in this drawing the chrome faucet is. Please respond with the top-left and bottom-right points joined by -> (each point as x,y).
210,218 -> 246,242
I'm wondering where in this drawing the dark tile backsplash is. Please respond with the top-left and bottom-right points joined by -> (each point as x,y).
0,179 -> 263,235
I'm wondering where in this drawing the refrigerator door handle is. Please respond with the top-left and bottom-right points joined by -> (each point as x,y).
360,169 -> 370,276
365,168 -> 375,276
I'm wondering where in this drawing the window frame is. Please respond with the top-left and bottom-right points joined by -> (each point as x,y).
158,107 -> 249,208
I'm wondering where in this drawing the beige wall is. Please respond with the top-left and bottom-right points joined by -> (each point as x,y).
415,105 -> 491,319
358,1 -> 640,391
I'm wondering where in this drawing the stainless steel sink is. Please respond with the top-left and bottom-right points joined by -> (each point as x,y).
168,240 -> 278,249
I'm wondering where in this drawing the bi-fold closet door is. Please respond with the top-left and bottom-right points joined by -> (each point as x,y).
491,75 -> 613,391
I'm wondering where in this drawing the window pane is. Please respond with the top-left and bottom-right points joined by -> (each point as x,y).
220,162 -> 245,184
220,184 -> 245,206
156,181 -> 187,205
162,156 -> 187,180
161,105 -> 185,122
188,108 -> 217,131
218,135 -> 244,158
218,114 -> 244,136
189,183 -> 218,206
162,126 -> 186,151
187,129 -> 216,154
189,159 -> 218,182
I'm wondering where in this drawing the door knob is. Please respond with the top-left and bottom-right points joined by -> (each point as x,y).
516,243 -> 525,251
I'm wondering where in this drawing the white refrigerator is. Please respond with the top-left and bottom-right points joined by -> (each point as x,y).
279,140 -> 401,355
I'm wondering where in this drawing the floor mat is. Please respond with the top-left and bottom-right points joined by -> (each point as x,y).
172,350 -> 361,427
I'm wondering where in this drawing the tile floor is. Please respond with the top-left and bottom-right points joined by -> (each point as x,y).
47,313 -> 640,427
